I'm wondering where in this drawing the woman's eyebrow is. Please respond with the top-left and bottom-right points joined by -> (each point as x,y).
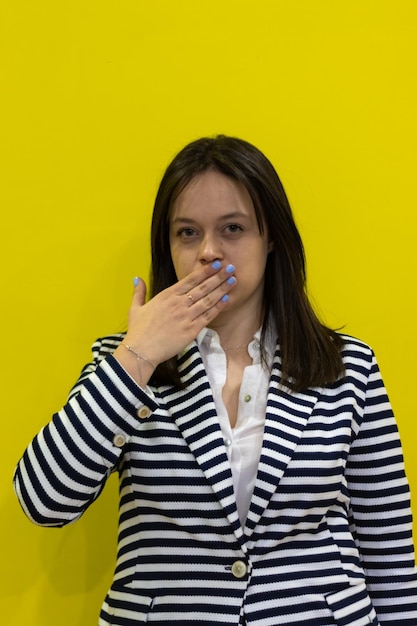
171,211 -> 248,224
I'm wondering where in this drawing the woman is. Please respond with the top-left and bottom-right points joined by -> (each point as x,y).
14,136 -> 417,625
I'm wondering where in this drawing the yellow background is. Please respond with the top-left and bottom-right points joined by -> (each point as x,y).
1,1 -> 416,624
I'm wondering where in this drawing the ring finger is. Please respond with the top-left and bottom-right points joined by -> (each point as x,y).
185,264 -> 235,302
186,274 -> 236,311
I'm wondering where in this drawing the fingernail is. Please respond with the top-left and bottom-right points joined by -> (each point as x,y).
227,276 -> 236,285
211,260 -> 222,270
221,294 -> 229,302
226,264 -> 235,273
133,276 -> 140,287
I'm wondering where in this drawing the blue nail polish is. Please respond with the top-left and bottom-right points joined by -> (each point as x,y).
227,276 -> 236,285
211,260 -> 221,270
221,294 -> 229,302
226,264 -> 235,273
133,276 -> 140,287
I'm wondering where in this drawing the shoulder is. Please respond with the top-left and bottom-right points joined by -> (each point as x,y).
336,333 -> 379,386
338,333 -> 374,360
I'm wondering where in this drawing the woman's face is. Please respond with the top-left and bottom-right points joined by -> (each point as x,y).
169,170 -> 272,322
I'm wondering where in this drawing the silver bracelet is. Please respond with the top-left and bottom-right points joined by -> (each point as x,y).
123,344 -> 156,369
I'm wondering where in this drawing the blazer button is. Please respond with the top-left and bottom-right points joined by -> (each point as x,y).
112,433 -> 127,448
136,405 -> 151,419
231,560 -> 247,579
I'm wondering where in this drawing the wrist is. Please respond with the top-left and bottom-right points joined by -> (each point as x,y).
113,342 -> 156,389
122,343 -> 157,370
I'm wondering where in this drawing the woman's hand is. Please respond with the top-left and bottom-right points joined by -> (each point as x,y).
113,261 -> 236,386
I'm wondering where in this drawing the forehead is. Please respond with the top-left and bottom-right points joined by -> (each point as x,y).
170,170 -> 255,220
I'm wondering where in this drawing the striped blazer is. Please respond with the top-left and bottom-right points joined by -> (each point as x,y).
14,334 -> 417,626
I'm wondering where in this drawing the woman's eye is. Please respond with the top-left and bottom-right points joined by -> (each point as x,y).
178,228 -> 197,238
225,224 -> 244,234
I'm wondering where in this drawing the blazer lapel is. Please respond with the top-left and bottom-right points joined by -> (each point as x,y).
160,342 -> 244,544
244,349 -> 322,537
159,343 -> 321,545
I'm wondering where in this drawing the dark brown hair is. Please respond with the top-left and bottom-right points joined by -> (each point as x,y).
149,135 -> 344,391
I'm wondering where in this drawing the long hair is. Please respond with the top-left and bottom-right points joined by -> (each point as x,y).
149,135 -> 344,391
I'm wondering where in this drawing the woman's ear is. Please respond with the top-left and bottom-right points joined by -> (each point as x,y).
268,240 -> 274,253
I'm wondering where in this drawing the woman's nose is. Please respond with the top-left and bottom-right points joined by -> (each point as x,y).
198,234 -> 223,264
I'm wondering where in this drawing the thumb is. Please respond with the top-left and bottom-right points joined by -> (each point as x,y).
132,276 -> 147,306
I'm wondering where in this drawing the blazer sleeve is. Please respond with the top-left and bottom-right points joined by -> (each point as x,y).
13,336 -> 159,527
345,347 -> 417,624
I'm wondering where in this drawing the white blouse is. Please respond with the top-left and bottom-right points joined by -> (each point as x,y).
197,327 -> 274,525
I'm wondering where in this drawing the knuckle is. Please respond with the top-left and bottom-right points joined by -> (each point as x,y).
184,277 -> 197,291
195,281 -> 209,297
201,309 -> 213,322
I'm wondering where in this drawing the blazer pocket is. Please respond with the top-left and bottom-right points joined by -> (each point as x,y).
100,584 -> 154,625
325,582 -> 379,626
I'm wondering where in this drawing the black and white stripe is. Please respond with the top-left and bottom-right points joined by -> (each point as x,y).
14,334 -> 417,625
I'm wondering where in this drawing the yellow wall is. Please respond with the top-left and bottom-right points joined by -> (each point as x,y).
1,1 -> 416,623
